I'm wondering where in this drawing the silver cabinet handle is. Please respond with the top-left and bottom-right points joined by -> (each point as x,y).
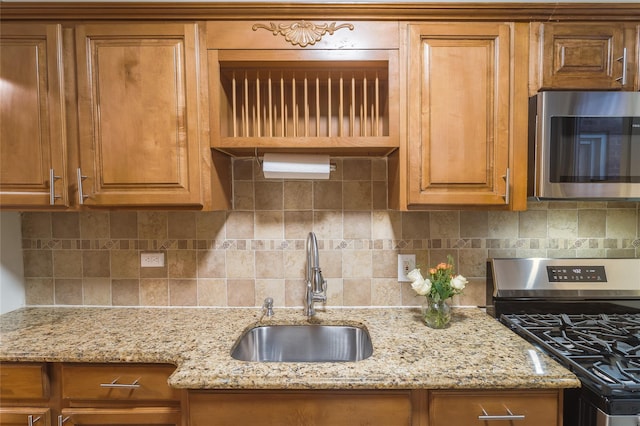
58,415 -> 70,426
49,169 -> 61,205
478,407 -> 525,421
616,47 -> 628,86
28,415 -> 41,426
503,168 -> 510,205
76,168 -> 88,205
99,378 -> 141,389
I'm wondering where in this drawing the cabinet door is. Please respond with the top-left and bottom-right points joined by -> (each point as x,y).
0,363 -> 49,401
60,407 -> 181,426
0,408 -> 51,426
407,23 -> 522,207
75,23 -> 202,207
429,390 -> 560,426
0,23 -> 68,208
189,390 -> 413,426
540,23 -> 628,90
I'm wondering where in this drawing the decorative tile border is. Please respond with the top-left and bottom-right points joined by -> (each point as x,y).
22,238 -> 640,253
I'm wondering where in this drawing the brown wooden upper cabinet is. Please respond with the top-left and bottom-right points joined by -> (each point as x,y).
534,22 -> 639,91
74,23 -> 205,207
0,24 -> 68,208
206,21 -> 400,156
404,22 -> 529,210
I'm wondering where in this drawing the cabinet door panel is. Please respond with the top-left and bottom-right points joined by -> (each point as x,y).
541,24 -> 626,89
75,23 -> 202,207
189,390 -> 413,426
0,408 -> 51,426
407,23 -> 512,207
0,363 -> 48,400
0,24 -> 67,208
429,390 -> 560,426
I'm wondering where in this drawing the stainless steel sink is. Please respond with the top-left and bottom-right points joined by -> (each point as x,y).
231,324 -> 373,362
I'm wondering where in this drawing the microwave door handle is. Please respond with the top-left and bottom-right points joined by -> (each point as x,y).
616,47 -> 627,86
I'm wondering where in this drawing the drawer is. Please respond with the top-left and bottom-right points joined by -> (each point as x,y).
429,390 -> 560,426
0,407 -> 51,426
60,407 -> 181,425
61,364 -> 179,402
0,363 -> 48,400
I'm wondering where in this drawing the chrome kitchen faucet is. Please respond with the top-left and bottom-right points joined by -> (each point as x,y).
304,232 -> 326,317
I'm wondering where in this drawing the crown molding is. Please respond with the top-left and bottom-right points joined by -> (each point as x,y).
1,2 -> 639,21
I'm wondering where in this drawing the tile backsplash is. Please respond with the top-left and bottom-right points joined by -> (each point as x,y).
20,158 -> 640,308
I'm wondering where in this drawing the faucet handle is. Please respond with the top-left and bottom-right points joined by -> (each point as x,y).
318,270 -> 327,294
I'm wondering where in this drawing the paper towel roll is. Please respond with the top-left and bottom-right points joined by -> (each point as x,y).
262,153 -> 331,179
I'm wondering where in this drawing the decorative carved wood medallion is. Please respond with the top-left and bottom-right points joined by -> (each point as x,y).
252,21 -> 354,47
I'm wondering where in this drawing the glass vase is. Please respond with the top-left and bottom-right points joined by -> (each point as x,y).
422,297 -> 451,329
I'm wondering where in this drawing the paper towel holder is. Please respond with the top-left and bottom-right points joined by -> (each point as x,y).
258,151 -> 336,180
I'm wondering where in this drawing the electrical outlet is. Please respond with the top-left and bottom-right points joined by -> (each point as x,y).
397,254 -> 416,282
141,252 -> 164,268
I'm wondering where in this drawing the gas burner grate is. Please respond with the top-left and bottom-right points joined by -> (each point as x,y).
502,313 -> 640,395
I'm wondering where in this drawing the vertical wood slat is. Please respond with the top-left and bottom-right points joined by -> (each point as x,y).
339,74 -> 344,137
375,72 -> 379,137
363,74 -> 367,137
327,75 -> 332,137
292,75 -> 297,137
304,74 -> 309,137
316,75 -> 320,137
232,72 -> 237,137
350,76 -> 356,137
256,72 -> 261,137
241,94 -> 246,137
371,104 -> 375,137
268,72 -> 273,137
225,68 -> 386,139
243,71 -> 249,137
280,73 -> 285,137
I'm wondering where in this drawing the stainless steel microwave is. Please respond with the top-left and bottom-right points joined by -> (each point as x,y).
531,91 -> 640,200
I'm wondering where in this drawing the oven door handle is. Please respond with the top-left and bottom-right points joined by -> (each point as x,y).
478,407 -> 526,421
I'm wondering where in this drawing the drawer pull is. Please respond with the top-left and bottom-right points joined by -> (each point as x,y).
28,415 -> 41,426
99,378 -> 141,389
478,407 -> 525,421
58,415 -> 70,426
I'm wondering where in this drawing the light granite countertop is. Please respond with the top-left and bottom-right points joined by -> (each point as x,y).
0,306 -> 580,390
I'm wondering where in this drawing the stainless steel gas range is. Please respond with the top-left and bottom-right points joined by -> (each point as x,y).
487,258 -> 640,426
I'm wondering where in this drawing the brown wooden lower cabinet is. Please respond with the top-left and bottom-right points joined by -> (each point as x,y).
60,364 -> 180,402
0,363 -> 53,426
0,408 -> 52,426
428,390 -> 562,426
59,407 -> 181,426
0,363 -> 185,426
59,364 -> 183,426
188,390 -> 414,426
1,362 -> 563,426
189,389 -> 562,426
